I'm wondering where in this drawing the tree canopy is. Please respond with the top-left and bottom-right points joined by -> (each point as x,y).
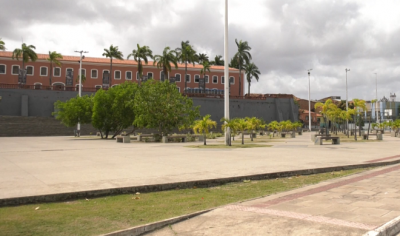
53,95 -> 93,127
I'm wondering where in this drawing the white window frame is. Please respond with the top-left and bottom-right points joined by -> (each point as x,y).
136,71 -> 140,80
111,84 -> 119,87
221,76 -> 225,84
212,75 -> 218,84
230,76 -> 235,85
194,74 -> 200,83
33,82 -> 42,89
160,71 -> 165,81
102,69 -> 110,75
11,65 -> 20,75
66,68 -> 74,73
75,84 -> 83,91
147,72 -> 153,79
175,73 -> 181,82
52,82 -> 65,86
177,87 -> 180,92
95,85 -> 102,90
205,75 -> 209,83
185,74 -> 191,83
26,66 -> 34,76
91,69 -> 98,79
80,68 -> 86,77
0,64 -> 6,74
114,70 -> 121,80
40,66 -> 48,76
126,71 -> 132,80
53,67 -> 61,77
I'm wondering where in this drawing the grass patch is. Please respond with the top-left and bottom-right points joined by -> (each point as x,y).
320,133 -> 383,143
186,144 -> 272,148
0,168 -> 372,236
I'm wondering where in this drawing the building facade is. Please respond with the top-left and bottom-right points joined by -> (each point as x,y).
0,51 -> 244,96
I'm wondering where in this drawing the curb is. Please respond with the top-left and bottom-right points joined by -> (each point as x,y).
364,215 -> 400,236
100,209 -> 212,236
1,159 -> 400,207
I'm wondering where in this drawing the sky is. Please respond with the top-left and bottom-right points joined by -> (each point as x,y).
1,0 -> 400,101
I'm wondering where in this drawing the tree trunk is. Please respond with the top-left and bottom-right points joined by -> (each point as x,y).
367,115 -> 371,140
49,62 -> 52,86
241,132 -> 244,145
184,61 -> 187,92
251,131 -> 253,141
110,58 -> 113,86
238,64 -> 241,96
138,59 -> 141,86
248,80 -> 250,96
203,132 -> 206,145
354,115 -> 357,141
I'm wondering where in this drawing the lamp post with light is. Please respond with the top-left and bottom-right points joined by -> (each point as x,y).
345,68 -> 350,137
74,50 -> 88,137
308,69 -> 312,132
374,73 -> 379,123
224,0 -> 230,145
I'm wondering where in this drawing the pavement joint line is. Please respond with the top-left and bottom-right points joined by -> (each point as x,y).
252,163 -> 400,208
365,155 -> 400,163
2,157 -> 400,207
224,205 -> 377,230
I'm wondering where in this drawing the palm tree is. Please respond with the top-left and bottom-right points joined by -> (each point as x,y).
236,118 -> 249,145
221,118 -> 238,145
197,53 -> 209,64
102,45 -> 124,86
211,55 -> 224,66
267,121 -> 279,137
176,41 -> 197,91
200,61 -> 211,93
0,38 -> 5,51
153,47 -> 178,81
47,51 -> 63,86
233,39 -> 252,96
352,99 -> 367,140
367,99 -> 378,137
192,114 -> 217,145
243,62 -> 260,96
315,99 -> 336,136
127,44 -> 153,85
246,117 -> 264,141
12,43 -> 38,78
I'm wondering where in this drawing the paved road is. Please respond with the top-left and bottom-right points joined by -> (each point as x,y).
147,164 -> 400,236
0,133 -> 399,199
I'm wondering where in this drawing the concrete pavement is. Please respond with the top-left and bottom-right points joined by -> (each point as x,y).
147,164 -> 400,236
0,132 -> 399,200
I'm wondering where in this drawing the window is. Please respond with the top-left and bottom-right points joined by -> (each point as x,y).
126,71 -> 132,80
40,67 -> 48,76
136,72 -> 140,80
54,67 -> 61,77
34,82 -> 42,89
75,84 -> 82,91
12,65 -> 20,75
212,76 -> 218,84
147,72 -> 153,79
175,74 -> 181,82
114,70 -> 121,80
194,75 -> 200,83
66,68 -> 73,73
91,69 -> 98,78
177,87 -> 180,92
80,69 -> 86,77
160,71 -> 165,81
221,76 -> 224,84
185,74 -> 191,83
205,75 -> 209,83
26,66 -> 34,75
0,65 -> 5,74
95,85 -> 102,91
230,76 -> 235,84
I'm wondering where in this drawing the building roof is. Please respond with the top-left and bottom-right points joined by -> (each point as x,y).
0,51 -> 238,71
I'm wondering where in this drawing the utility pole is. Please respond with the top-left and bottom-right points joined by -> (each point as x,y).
308,69 -> 312,132
74,50 -> 88,137
224,0 -> 230,145
345,68 -> 350,137
375,73 -> 378,123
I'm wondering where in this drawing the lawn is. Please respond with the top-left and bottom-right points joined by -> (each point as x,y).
0,168 -> 371,236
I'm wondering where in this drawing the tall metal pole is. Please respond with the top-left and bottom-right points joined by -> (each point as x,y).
345,68 -> 350,137
224,0 -> 230,145
75,50 -> 88,137
308,69 -> 312,132
375,73 -> 378,123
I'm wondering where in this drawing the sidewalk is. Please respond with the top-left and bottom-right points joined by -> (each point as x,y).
147,164 -> 400,236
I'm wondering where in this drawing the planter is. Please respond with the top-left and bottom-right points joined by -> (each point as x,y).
290,131 -> 296,138
377,133 -> 383,140
281,133 -> 286,138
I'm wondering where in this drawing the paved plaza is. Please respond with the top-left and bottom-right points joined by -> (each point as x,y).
0,133 -> 399,200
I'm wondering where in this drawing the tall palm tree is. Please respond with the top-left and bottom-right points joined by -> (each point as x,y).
127,44 -> 153,85
233,39 -> 252,96
352,99 -> 367,140
220,118 -> 238,145
153,47 -> 178,81
0,38 -> 5,51
102,45 -> 124,86
244,62 -> 260,96
12,43 -> 38,78
315,99 -> 336,136
211,55 -> 224,66
200,61 -> 211,93
192,114 -> 217,145
197,53 -> 209,64
47,51 -> 63,86
176,41 -> 197,91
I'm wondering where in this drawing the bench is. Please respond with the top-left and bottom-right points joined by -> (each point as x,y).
162,135 -> 187,143
116,135 -> 130,143
311,134 -> 331,142
363,133 -> 383,140
138,134 -> 154,142
315,136 -> 340,145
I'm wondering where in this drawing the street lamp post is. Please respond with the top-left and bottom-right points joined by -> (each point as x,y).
375,73 -> 378,123
345,68 -> 350,137
224,0 -> 230,145
308,69 -> 312,132
74,50 -> 88,137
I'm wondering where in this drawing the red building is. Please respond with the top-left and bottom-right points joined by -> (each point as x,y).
0,51 -> 244,96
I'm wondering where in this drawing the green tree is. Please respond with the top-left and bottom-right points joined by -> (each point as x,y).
153,47 -> 178,81
200,61 -> 211,93
134,80 -> 199,137
352,99 -> 367,140
315,99 -> 336,136
221,118 -> 238,145
246,117 -> 265,141
210,55 -> 224,66
243,62 -> 260,96
47,51 -> 63,86
267,121 -> 279,137
102,45 -> 124,86
236,118 -> 248,145
197,53 -> 209,64
92,82 -> 138,139
127,44 -> 153,85
176,41 -> 197,91
53,95 -> 93,127
229,57 -> 239,69
192,115 -> 217,145
0,38 -> 5,51
233,39 -> 252,96
12,43 -> 38,75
